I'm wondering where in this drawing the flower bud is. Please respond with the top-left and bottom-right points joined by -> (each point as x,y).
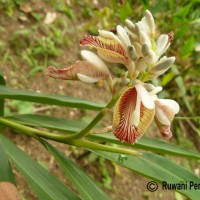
128,45 -> 138,60
133,42 -> 142,57
152,56 -> 175,72
144,10 -> 155,35
117,25 -> 131,48
139,31 -> 151,47
125,19 -> 135,33
136,57 -> 147,72
149,56 -> 175,79
135,23 -> 142,38
145,50 -> 157,64
142,43 -> 151,56
156,34 -> 169,57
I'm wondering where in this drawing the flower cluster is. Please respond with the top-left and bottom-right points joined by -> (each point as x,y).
45,10 -> 179,144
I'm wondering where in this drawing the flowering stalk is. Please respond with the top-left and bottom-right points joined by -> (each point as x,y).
0,117 -> 140,156
67,94 -> 121,139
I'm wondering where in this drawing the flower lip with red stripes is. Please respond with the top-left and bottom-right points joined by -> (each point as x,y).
112,83 -> 180,144
45,50 -> 112,84
113,84 -> 155,144
80,34 -> 130,66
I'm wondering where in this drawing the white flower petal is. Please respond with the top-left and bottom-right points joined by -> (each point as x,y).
77,73 -> 100,83
156,99 -> 180,115
81,50 -> 109,72
155,106 -> 170,125
135,84 -> 155,109
155,98 -> 180,139
156,34 -> 169,57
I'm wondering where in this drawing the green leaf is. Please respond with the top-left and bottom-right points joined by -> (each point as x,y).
7,114 -> 200,159
44,141 -> 110,200
93,151 -> 200,200
0,85 -> 105,110
181,36 -> 194,59
0,134 -> 81,200
171,66 -> 193,113
0,74 -> 6,116
89,133 -> 200,160
0,136 -> 15,184
8,114 -> 86,133
161,72 -> 175,86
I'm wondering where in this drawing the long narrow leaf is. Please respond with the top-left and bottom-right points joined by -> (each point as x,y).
0,134 -> 81,200
8,114 -> 86,133
0,85 -> 105,111
171,66 -> 193,113
89,133 -> 200,160
0,74 -> 6,116
7,114 -> 200,159
0,136 -> 15,184
93,150 -> 200,200
44,141 -> 110,200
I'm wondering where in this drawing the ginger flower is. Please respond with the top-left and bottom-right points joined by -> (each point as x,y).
113,83 -> 179,144
45,10 -> 179,144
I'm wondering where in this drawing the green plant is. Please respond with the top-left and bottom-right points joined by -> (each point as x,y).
0,5 -> 200,200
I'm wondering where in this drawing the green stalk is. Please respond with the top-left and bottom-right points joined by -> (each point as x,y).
66,95 -> 120,139
67,139 -> 141,156
0,117 -> 140,156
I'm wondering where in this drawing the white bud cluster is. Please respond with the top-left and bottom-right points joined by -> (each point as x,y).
122,10 -> 175,79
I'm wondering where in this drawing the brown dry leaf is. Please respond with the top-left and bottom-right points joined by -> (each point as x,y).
0,182 -> 21,200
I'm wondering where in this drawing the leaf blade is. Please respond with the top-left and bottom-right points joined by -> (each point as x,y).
0,136 -> 15,184
0,74 -> 6,116
0,134 -> 81,200
89,133 -> 200,160
44,141 -> 110,200
0,85 -> 105,111
93,150 -> 200,200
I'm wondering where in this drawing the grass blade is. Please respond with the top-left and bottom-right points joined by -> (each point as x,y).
45,141 -> 110,200
0,85 -> 105,111
93,150 -> 200,200
0,134 -> 81,200
0,136 -> 15,184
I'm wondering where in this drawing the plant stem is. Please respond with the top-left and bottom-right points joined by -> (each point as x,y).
66,95 -> 120,139
0,117 -> 72,140
67,139 -> 141,156
0,117 -> 140,156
